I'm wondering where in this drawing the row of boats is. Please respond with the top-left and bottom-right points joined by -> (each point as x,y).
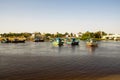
0,37 -> 98,47
52,38 -> 79,46
51,38 -> 98,47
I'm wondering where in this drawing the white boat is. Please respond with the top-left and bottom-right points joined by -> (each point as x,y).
86,38 -> 98,47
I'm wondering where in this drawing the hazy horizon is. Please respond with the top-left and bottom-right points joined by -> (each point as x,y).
0,0 -> 120,34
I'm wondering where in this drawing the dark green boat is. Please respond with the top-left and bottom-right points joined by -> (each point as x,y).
64,38 -> 79,46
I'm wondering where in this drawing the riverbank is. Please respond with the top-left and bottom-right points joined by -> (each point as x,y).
0,55 -> 120,80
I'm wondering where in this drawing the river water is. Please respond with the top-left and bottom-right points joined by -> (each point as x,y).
0,41 -> 120,80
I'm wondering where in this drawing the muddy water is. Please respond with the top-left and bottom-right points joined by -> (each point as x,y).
0,41 -> 120,80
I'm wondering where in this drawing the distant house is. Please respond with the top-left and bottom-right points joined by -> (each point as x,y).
77,32 -> 83,38
31,33 -> 35,38
102,34 -> 120,40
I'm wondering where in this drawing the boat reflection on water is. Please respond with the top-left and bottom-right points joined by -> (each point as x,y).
57,44 -> 79,54
58,45 -> 63,53
87,46 -> 97,55
71,45 -> 76,53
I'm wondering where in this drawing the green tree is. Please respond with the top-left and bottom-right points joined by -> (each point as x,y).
81,31 -> 94,40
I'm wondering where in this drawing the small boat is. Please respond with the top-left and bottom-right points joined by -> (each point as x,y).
34,38 -> 44,42
86,38 -> 98,47
65,38 -> 79,46
1,38 -> 25,43
52,38 -> 64,46
71,38 -> 79,45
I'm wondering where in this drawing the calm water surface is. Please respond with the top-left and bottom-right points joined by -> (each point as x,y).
0,41 -> 120,57
0,41 -> 120,80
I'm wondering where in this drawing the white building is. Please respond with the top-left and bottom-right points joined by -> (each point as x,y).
102,34 -> 120,40
31,33 -> 35,38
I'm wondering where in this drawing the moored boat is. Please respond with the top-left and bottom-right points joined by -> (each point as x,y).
34,38 -> 44,42
71,38 -> 79,45
86,38 -> 98,47
52,38 -> 64,46
65,38 -> 79,46
1,37 -> 26,43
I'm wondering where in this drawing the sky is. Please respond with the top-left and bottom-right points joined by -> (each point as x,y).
0,0 -> 120,34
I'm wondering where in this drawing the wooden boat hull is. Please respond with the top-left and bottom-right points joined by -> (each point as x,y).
71,42 -> 79,46
1,40 -> 25,43
34,40 -> 44,42
86,42 -> 97,47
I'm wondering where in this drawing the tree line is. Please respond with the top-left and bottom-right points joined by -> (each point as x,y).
0,31 -> 107,40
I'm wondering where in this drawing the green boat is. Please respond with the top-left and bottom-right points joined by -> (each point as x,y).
52,38 -> 64,46
65,38 -> 79,46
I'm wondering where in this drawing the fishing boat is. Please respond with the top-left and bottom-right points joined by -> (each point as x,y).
65,38 -> 79,46
1,38 -> 26,43
86,38 -> 98,47
34,38 -> 44,42
71,38 -> 79,45
52,38 -> 64,46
